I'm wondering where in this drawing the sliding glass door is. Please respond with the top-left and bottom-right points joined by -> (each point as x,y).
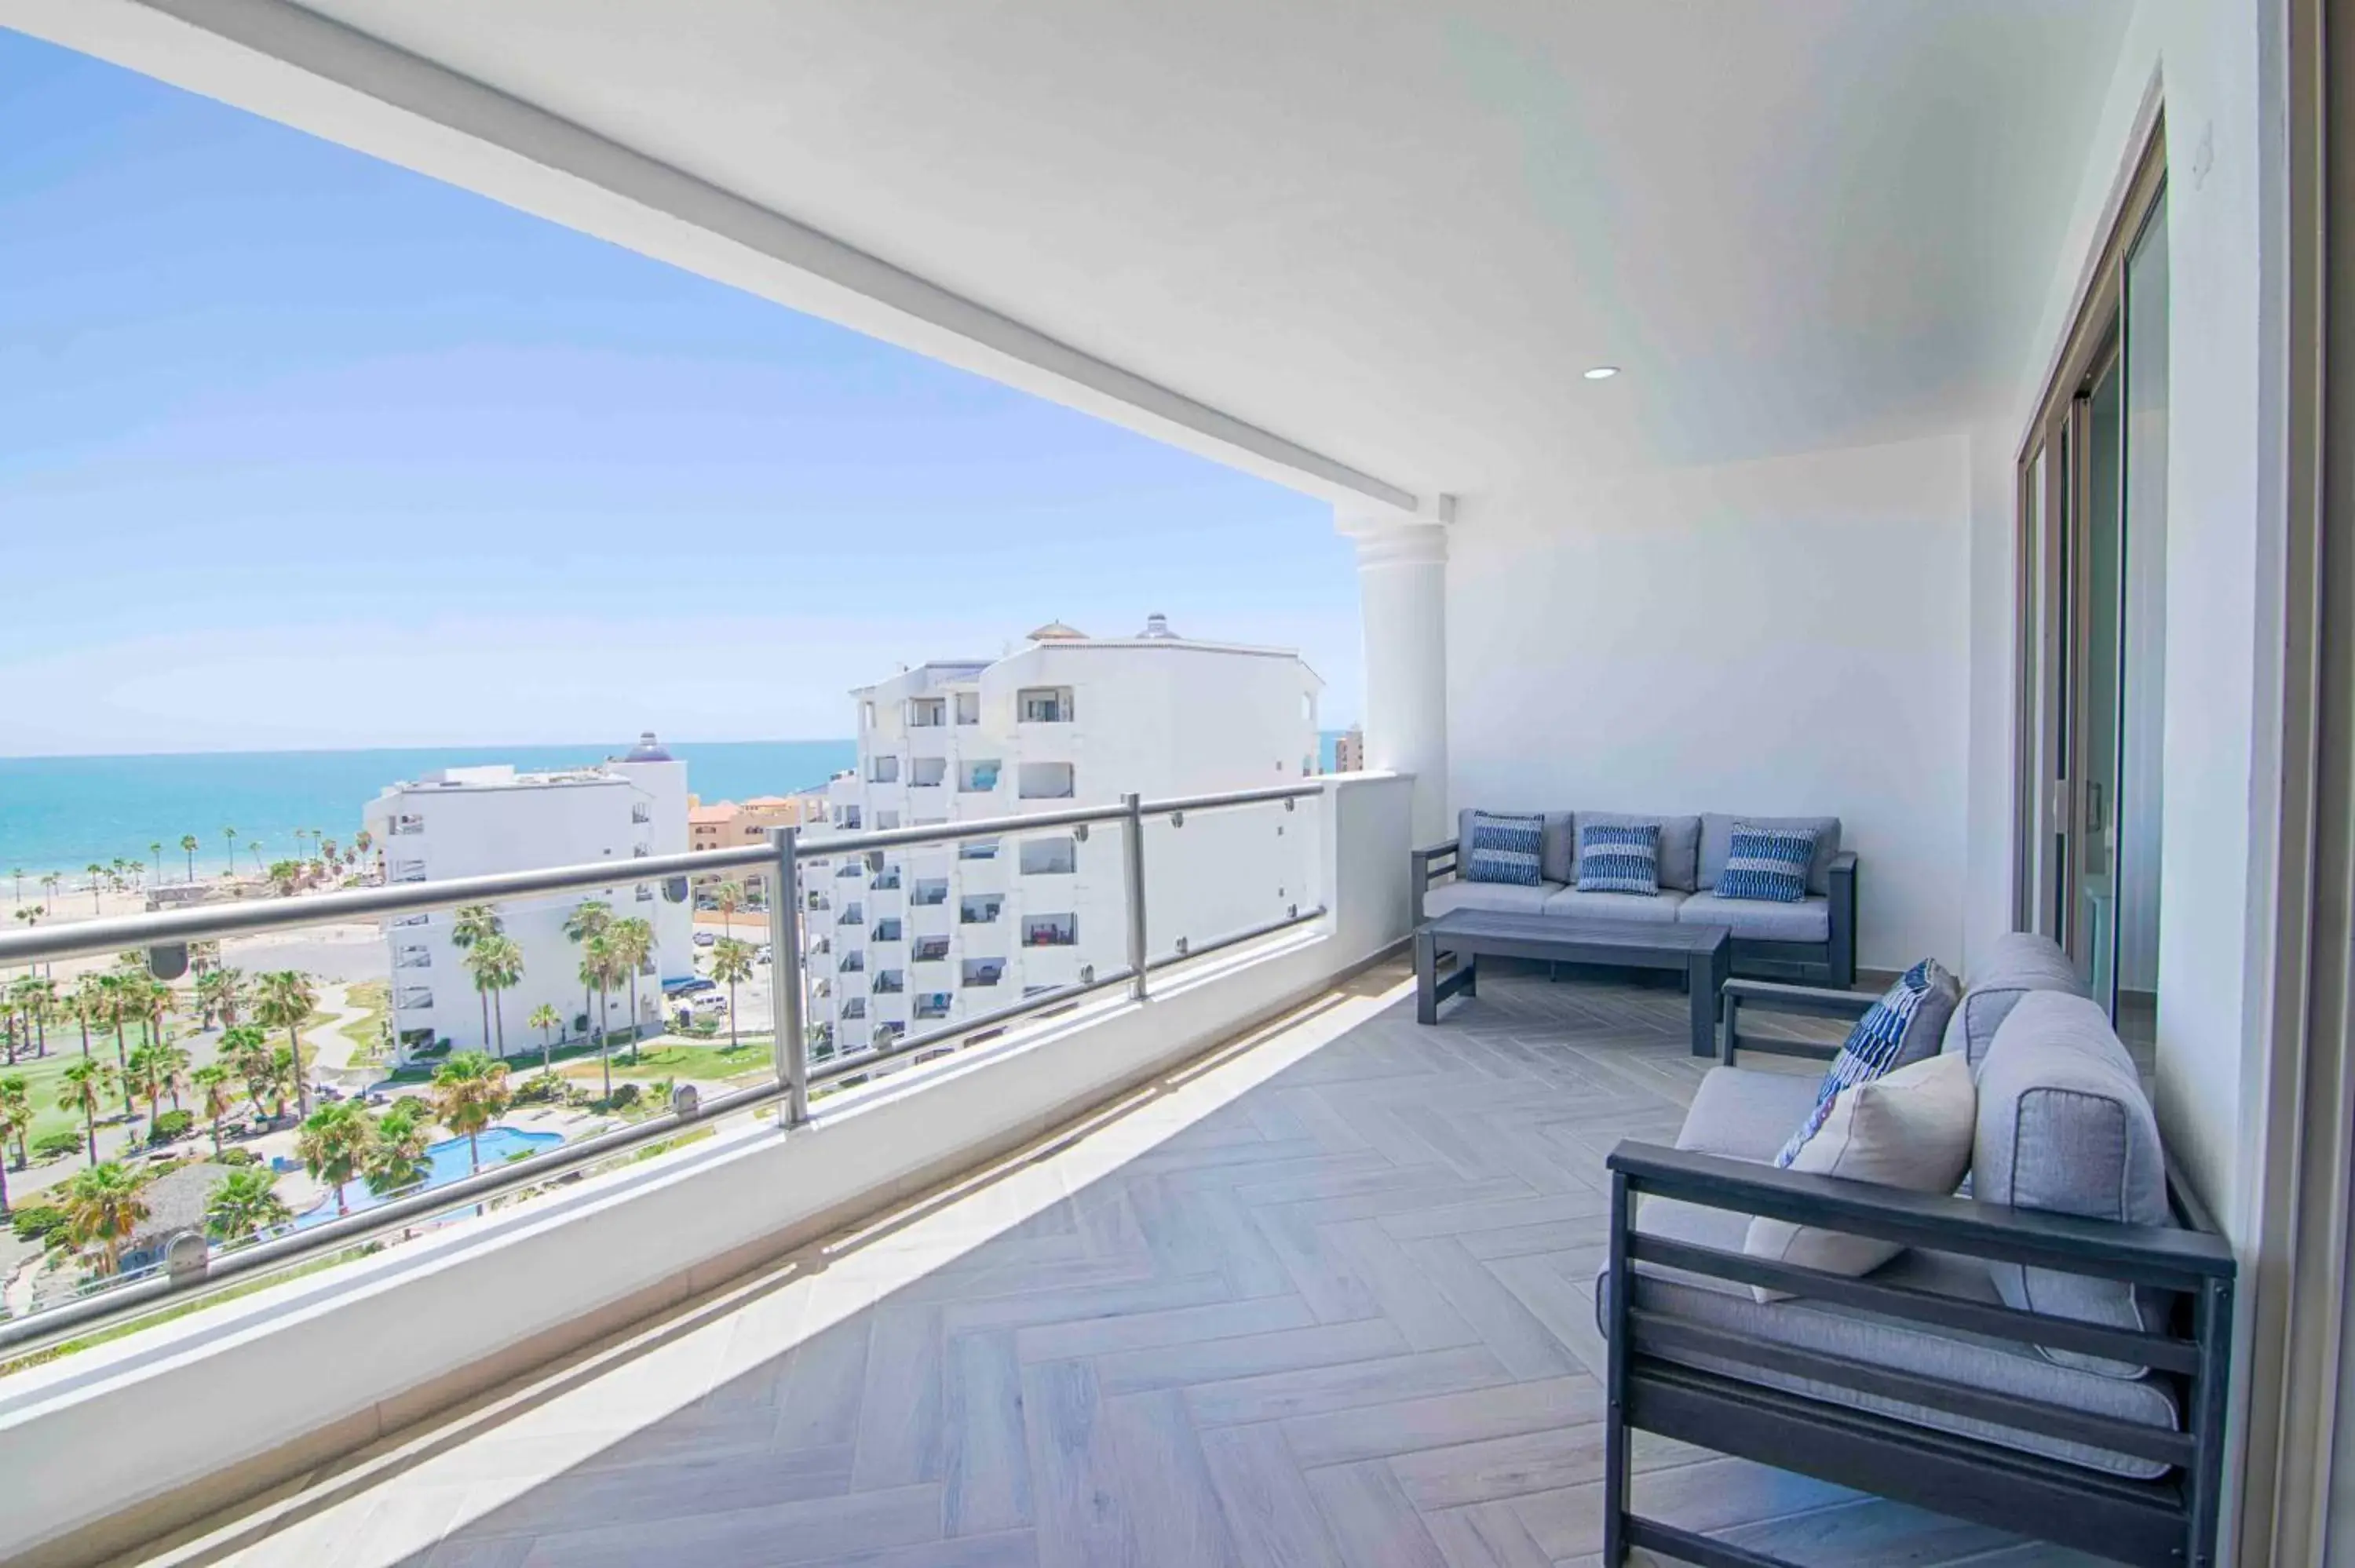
2017,155 -> 2167,1041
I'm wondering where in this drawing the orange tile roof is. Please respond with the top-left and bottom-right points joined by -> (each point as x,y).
688,803 -> 741,825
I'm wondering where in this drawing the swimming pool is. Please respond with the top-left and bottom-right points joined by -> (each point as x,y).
296,1125 -> 564,1227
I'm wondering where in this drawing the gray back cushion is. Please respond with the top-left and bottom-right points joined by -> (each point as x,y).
1973,990 -> 2172,1376
1942,932 -> 2089,1071
1698,814 -> 1842,895
1575,812 -> 1701,892
1457,808 -> 1575,885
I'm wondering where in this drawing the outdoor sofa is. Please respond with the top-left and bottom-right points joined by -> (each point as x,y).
1595,934 -> 2236,1567
1412,810 -> 1857,987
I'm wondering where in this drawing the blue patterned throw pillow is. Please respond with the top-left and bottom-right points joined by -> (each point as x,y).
1576,822 -> 1659,895
1718,824 -> 1816,903
1463,811 -> 1544,885
1776,958 -> 1962,1167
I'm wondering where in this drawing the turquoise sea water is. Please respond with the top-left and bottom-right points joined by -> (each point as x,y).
0,739 -> 856,881
0,731 -> 1349,884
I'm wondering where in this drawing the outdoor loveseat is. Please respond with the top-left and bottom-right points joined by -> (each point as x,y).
1597,934 -> 2236,1567
1412,810 -> 1857,986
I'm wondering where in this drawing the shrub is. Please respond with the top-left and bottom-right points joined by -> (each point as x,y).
31,1129 -> 83,1161
215,1147 -> 257,1166
10,1205 -> 66,1245
510,1073 -> 564,1106
596,1083 -> 641,1113
148,1110 -> 195,1143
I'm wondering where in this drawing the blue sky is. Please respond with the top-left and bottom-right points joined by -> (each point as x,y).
0,31 -> 1359,757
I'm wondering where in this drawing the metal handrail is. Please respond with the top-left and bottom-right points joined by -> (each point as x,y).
0,780 -> 1327,1356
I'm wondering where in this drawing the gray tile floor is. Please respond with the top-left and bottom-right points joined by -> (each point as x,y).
137,961 -> 2101,1567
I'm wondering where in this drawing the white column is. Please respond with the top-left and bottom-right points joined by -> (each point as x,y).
1343,516 -> 1450,845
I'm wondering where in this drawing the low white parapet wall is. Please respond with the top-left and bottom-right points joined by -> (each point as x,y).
0,772 -> 1414,1568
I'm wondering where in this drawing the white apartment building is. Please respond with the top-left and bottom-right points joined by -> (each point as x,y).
363,733 -> 692,1063
803,617 -> 1320,1062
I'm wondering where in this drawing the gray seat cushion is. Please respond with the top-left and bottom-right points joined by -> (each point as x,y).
1675,1067 -> 1820,1162
1699,814 -> 1843,895
1458,808 -> 1575,885
1973,990 -> 2174,1376
1575,812 -> 1703,892
1943,932 -> 2089,1070
1423,879 -> 1561,917
1595,1195 -> 2180,1479
1541,887 -> 1689,925
1675,892 -> 1831,943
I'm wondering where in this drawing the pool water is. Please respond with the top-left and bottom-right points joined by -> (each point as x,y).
296,1125 -> 564,1227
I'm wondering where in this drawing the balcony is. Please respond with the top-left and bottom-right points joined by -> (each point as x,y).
959,894 -> 1002,924
838,902 -> 864,926
871,917 -> 903,943
837,951 -> 864,974
1017,761 -> 1075,800
393,943 -> 431,968
1017,685 -> 1073,724
914,991 -> 951,1020
869,755 -> 900,784
911,935 -> 951,962
911,877 -> 949,906
839,997 -> 866,1021
960,957 -> 1004,987
907,697 -> 947,728
871,868 -> 902,890
954,691 -> 980,726
871,968 -> 904,994
1019,835 -> 1077,875
1022,913 -> 1078,947
958,838 -> 999,862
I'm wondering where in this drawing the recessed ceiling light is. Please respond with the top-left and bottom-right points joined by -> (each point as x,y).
1583,366 -> 1620,381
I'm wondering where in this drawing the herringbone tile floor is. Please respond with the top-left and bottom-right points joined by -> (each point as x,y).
147,961 -> 2098,1568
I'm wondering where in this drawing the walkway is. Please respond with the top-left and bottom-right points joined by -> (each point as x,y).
130,963 -> 2093,1567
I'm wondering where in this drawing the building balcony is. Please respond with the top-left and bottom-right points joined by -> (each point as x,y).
959,958 -> 1004,987
1016,761 -> 1075,800
958,895 -> 1002,924
911,935 -> 951,963
913,991 -> 951,1020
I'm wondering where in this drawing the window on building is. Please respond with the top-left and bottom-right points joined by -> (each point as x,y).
860,701 -> 876,728
395,944 -> 431,969
959,839 -> 999,861
870,755 -> 900,784
915,993 -> 951,1019
962,959 -> 1004,987
842,997 -> 867,1020
909,757 -> 947,788
909,697 -> 947,728
955,691 -> 980,725
961,760 -> 1002,793
913,935 -> 951,962
631,802 -> 652,823
397,986 -> 434,1009
873,968 -> 905,994
1017,762 -> 1075,800
960,895 -> 1003,924
874,809 -> 901,830
840,902 -> 864,926
872,917 -> 904,943
912,878 -> 949,906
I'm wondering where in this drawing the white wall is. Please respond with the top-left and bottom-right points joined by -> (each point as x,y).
1446,433 -> 1973,973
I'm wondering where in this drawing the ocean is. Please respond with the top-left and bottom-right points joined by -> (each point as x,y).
0,732 -> 1350,884
0,739 -> 856,882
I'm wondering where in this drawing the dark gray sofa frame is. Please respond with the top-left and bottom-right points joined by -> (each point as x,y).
1598,979 -> 2237,1568
1411,839 -> 1858,989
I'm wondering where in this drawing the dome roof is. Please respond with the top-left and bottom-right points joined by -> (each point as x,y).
619,730 -> 674,762
1026,619 -> 1087,642
1138,612 -> 1178,639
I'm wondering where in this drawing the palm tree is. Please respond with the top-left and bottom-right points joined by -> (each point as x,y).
62,1161 -> 150,1275
221,1024 -> 277,1117
205,1167 -> 289,1245
13,976 -> 55,1057
429,1052 -> 512,1173
464,933 -> 524,1059
711,938 -> 754,1054
125,1041 -> 167,1135
528,1002 -> 563,1073
253,970 -> 319,1118
69,973 -> 100,1061
714,878 -> 744,928
158,1041 -> 192,1113
57,1058 -> 115,1166
192,1063 -> 235,1154
564,899 -> 612,1050
578,933 -> 619,1101
0,1074 -> 30,1214
95,971 -> 136,1118
149,842 -> 164,884
363,1100 -> 433,1197
180,833 -> 199,881
221,826 -> 238,877
85,864 -> 104,914
296,1100 -> 375,1216
195,966 -> 246,1030
610,917 -> 655,1064
449,905 -> 503,1048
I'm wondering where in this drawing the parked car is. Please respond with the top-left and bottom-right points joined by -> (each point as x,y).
693,932 -> 717,947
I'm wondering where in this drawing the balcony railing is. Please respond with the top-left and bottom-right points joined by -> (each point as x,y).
0,781 -> 1323,1358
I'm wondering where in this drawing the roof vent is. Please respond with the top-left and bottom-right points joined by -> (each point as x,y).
1027,620 -> 1086,642
1139,613 -> 1178,640
619,730 -> 674,763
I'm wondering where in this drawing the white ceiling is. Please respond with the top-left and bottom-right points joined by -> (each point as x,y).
95,1 -> 2143,498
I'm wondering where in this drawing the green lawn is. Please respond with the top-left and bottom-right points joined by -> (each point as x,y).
553,1035 -> 777,1087
2,1027 -> 166,1158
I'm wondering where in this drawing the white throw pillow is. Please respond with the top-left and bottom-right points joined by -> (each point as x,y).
1742,1052 -> 1976,1301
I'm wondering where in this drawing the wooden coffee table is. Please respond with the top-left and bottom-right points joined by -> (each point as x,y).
1414,909 -> 1732,1056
